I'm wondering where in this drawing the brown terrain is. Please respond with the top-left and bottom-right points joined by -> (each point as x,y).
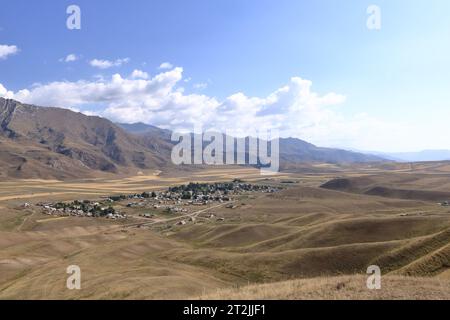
0,98 -> 449,300
0,98 -> 381,180
0,163 -> 449,299
0,98 -> 173,180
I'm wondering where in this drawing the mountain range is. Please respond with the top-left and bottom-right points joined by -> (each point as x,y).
0,98 -> 383,179
369,150 -> 450,162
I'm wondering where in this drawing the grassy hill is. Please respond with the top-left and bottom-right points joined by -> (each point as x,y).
0,167 -> 449,299
197,275 -> 450,300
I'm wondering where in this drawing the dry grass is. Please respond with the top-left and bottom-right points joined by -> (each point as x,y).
1,168 -> 450,299
197,275 -> 450,300
0,167 -> 265,206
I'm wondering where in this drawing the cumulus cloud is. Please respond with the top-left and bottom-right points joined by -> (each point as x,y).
80,110 -> 100,117
0,44 -> 19,60
159,62 -> 173,70
130,69 -> 149,79
89,58 -> 130,69
61,53 -> 79,62
0,66 -> 413,150
0,67 -> 347,139
0,83 -> 15,98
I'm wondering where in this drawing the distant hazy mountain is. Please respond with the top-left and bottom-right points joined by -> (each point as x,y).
117,122 -> 171,138
0,98 -> 384,179
119,124 -> 384,165
278,138 -> 383,164
119,123 -> 383,163
369,150 -> 450,162
395,150 -> 450,162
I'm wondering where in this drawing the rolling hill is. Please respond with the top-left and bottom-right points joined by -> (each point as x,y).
320,174 -> 450,202
197,275 -> 450,300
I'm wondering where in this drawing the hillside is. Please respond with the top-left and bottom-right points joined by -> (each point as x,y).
320,173 -> 450,202
1,98 -> 383,180
0,98 -> 173,179
0,166 -> 449,299
119,123 -> 383,164
279,138 -> 382,164
119,123 -> 384,168
197,275 -> 450,300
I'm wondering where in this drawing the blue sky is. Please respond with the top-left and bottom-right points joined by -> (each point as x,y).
1,0 -> 450,152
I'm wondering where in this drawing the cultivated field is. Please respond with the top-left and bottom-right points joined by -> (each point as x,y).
0,164 -> 449,299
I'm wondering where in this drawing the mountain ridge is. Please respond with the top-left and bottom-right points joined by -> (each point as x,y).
118,122 -> 384,165
373,150 -> 450,162
0,98 -> 384,179
0,98 -> 173,179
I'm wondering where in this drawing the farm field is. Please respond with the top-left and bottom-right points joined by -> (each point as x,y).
0,165 -> 449,299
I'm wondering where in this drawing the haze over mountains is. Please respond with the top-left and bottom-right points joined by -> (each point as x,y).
0,98 -> 382,179
369,150 -> 450,163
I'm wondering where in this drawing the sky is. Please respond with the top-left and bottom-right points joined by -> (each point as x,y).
1,0 -> 450,152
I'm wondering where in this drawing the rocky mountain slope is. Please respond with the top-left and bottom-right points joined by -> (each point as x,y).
1,98 -> 383,179
0,98 -> 173,179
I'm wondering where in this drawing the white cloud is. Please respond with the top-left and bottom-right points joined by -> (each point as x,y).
0,83 -> 15,98
159,62 -> 173,70
0,45 -> 19,60
0,68 -> 428,151
61,53 -> 79,63
80,110 -> 100,117
193,82 -> 208,90
130,69 -> 149,79
89,58 -> 130,69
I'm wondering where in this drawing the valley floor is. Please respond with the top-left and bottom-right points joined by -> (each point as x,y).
0,165 -> 449,300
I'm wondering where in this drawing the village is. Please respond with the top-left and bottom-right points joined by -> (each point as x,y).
37,200 -> 127,220
34,181 -> 281,222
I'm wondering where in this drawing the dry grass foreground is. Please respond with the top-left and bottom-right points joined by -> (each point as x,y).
198,275 -> 450,300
